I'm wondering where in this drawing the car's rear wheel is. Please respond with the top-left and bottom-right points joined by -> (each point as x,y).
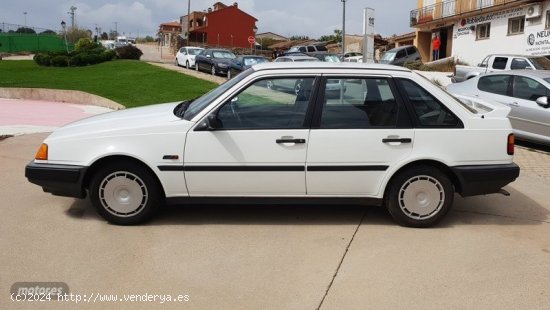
211,65 -> 216,76
175,58 -> 179,67
386,165 -> 453,228
90,162 -> 162,225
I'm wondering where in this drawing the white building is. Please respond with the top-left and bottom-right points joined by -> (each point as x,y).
412,0 -> 550,65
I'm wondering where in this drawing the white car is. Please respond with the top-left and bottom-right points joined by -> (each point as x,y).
175,46 -> 204,69
25,63 -> 520,227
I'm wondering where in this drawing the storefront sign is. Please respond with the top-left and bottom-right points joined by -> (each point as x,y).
526,30 -> 550,56
460,7 -> 524,26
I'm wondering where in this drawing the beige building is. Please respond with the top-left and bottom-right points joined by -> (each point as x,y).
412,0 -> 539,62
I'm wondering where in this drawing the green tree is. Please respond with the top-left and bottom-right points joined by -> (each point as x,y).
40,30 -> 57,35
289,35 -> 309,41
15,27 -> 36,34
65,27 -> 91,44
100,32 -> 109,40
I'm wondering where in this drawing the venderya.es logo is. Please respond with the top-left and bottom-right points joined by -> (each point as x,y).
528,34 -> 536,45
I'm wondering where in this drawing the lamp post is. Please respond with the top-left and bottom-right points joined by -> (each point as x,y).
341,0 -> 347,55
23,12 -> 27,28
61,20 -> 68,53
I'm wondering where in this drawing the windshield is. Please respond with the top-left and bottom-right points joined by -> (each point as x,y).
182,68 -> 253,120
188,48 -> 203,55
381,51 -> 396,61
243,57 -> 267,66
529,57 -> 550,70
213,51 -> 236,59
295,58 -> 320,62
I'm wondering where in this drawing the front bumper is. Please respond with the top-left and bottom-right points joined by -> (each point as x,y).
451,163 -> 520,197
25,161 -> 88,198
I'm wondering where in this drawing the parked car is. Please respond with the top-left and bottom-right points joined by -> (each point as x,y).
227,55 -> 269,79
310,53 -> 341,62
447,70 -> 550,145
25,63 -> 519,227
175,46 -> 204,69
451,54 -> 550,83
344,56 -> 363,63
195,48 -> 236,76
379,45 -> 421,66
344,52 -> 363,58
274,55 -> 320,62
285,44 -> 328,55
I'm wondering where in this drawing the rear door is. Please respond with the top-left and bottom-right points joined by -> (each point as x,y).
306,75 -> 414,196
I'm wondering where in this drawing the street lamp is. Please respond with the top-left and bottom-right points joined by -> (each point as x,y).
23,12 -> 27,28
61,20 -> 68,53
341,0 -> 347,55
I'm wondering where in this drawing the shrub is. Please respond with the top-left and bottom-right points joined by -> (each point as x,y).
75,38 -> 101,52
115,45 -> 143,60
33,54 -> 52,66
404,60 -> 433,71
50,55 -> 69,67
101,50 -> 116,62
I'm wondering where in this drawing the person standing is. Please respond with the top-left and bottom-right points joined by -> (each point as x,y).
432,35 -> 441,61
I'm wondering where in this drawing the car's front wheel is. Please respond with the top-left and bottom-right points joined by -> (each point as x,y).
186,61 -> 190,69
89,162 -> 162,225
386,165 -> 454,228
175,58 -> 179,66
195,63 -> 199,72
211,65 -> 216,76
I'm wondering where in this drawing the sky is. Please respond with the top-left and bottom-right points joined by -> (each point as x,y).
1,0 -> 415,38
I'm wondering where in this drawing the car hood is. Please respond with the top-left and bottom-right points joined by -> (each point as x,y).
46,102 -> 193,142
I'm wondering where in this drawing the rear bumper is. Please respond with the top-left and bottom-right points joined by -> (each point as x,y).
451,163 -> 520,197
25,161 -> 88,198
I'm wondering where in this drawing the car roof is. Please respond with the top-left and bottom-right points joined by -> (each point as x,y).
484,70 -> 550,78
484,54 -> 546,58
387,45 -> 415,52
253,62 -> 411,72
185,46 -> 203,49
280,55 -> 319,60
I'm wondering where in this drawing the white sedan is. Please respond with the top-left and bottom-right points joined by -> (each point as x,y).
175,46 -> 204,69
26,63 -> 520,227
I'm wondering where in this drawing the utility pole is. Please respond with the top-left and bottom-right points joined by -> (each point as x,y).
187,0 -> 191,39
23,12 -> 27,28
341,0 -> 347,55
68,6 -> 77,28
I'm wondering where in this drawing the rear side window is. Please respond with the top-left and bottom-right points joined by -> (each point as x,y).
477,75 -> 510,96
396,79 -> 461,127
316,46 -> 328,52
406,47 -> 417,55
492,57 -> 508,70
510,58 -> 530,69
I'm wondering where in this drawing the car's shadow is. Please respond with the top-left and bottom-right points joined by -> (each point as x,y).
65,185 -> 548,227
516,140 -> 550,153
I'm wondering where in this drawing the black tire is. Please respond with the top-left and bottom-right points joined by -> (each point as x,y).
227,70 -> 231,80
175,58 -> 179,67
211,65 -> 216,76
386,165 -> 454,228
89,161 -> 163,225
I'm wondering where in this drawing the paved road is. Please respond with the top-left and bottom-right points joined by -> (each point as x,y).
0,98 -> 112,135
1,133 -> 549,309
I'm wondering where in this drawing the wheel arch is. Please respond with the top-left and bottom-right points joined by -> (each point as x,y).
382,159 -> 462,201
83,155 -> 166,198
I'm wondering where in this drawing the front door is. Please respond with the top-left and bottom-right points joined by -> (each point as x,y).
510,75 -> 550,139
184,76 -> 317,196
306,76 -> 414,196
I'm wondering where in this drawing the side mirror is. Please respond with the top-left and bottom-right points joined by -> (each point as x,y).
536,96 -> 550,108
206,55 -> 211,58
195,114 -> 222,131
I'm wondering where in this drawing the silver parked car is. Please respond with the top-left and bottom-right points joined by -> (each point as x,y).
447,70 -> 550,145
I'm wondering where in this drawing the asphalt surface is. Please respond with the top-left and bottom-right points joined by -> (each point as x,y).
1,132 -> 549,309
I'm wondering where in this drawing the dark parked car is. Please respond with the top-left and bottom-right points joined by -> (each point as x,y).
379,45 -> 421,66
195,48 -> 236,76
227,55 -> 269,79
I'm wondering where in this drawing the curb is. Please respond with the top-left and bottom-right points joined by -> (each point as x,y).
0,88 -> 125,110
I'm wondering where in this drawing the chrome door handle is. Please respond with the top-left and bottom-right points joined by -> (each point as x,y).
382,138 -> 412,143
276,138 -> 306,144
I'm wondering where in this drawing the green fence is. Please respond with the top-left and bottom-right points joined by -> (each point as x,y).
0,33 -> 73,53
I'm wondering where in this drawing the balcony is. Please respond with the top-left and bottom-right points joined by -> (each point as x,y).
410,0 -> 535,27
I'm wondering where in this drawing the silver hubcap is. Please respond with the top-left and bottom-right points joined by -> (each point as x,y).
99,171 -> 148,217
398,175 -> 444,220
211,66 -> 215,75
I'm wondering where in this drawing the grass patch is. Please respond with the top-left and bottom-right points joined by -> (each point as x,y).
0,60 -> 217,108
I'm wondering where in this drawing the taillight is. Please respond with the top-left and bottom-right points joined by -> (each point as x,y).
507,134 -> 515,155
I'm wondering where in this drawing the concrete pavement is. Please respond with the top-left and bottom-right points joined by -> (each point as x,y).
1,133 -> 549,309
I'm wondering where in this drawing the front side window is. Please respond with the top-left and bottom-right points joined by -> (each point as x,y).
406,46 -> 417,55
477,22 -> 491,40
477,75 -> 510,96
307,46 -> 315,52
492,57 -> 508,70
508,16 -> 525,35
320,78 -> 398,129
397,79 -> 460,127
512,76 -> 549,101
216,77 -> 316,129
396,50 -> 406,59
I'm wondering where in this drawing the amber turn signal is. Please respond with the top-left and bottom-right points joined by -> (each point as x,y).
35,143 -> 48,160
